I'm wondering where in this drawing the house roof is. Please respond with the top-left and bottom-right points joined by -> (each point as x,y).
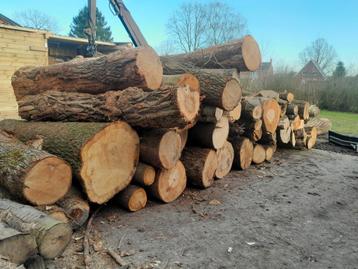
297,60 -> 325,79
0,13 -> 20,26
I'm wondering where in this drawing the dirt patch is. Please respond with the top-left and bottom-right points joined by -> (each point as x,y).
48,149 -> 358,269
315,135 -> 357,156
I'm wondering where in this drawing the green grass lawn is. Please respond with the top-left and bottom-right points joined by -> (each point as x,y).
320,110 -> 358,135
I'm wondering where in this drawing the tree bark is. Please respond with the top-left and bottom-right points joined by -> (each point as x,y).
199,106 -> 224,123
177,128 -> 188,151
12,46 -> 163,100
241,98 -> 263,121
114,185 -> 147,212
0,120 -> 140,204
229,137 -> 253,170
140,129 -> 181,169
0,222 -> 37,265
279,92 -> 294,103
0,199 -> 72,259
189,116 -> 229,149
293,100 -> 310,120
231,120 -> 263,142
286,104 -> 298,117
0,131 -> 72,206
181,148 -> 217,188
18,85 -> 200,130
132,162 -> 156,187
161,35 -> 261,72
215,141 -> 234,179
148,161 -> 187,203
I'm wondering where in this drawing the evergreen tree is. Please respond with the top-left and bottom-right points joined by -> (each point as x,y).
69,6 -> 113,42
333,61 -> 346,78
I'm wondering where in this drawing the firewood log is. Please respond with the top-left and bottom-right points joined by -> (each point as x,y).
148,161 -> 187,203
114,185 -> 147,212
161,35 -> 261,72
286,103 -> 299,117
224,103 -> 242,123
293,100 -> 310,120
0,120 -> 140,204
0,131 -> 72,206
12,46 -> 163,100
189,116 -> 229,149
56,187 -> 90,229
0,222 -> 37,264
229,137 -> 253,170
140,129 -> 181,169
279,92 -> 294,103
132,162 -> 156,187
0,199 -> 72,259
215,141 -> 234,179
241,98 -> 263,121
199,107 -> 224,123
252,144 -> 266,164
181,147 -> 217,188
18,85 -> 200,130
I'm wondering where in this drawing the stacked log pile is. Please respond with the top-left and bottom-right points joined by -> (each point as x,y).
0,35 -> 317,266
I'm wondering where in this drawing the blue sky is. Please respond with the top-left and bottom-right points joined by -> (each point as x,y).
2,0 -> 358,73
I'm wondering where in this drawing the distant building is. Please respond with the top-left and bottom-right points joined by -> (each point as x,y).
296,60 -> 325,82
240,59 -> 273,80
0,13 -> 20,26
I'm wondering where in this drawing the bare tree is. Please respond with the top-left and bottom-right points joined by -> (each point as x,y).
167,2 -> 207,53
299,38 -> 337,74
205,1 -> 247,46
167,1 -> 247,53
15,9 -> 58,32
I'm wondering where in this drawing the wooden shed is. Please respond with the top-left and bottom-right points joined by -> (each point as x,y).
0,22 -> 128,119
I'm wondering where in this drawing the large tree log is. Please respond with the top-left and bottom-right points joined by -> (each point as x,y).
140,129 -> 181,169
162,74 -> 200,91
114,185 -> 147,212
229,137 -> 253,170
161,35 -> 261,72
132,162 -> 156,187
0,222 -> 37,264
148,161 -> 187,203
189,116 -> 229,149
12,47 -> 163,100
0,120 -> 140,204
0,199 -> 72,259
215,141 -> 234,179
181,148 -> 217,188
0,131 -> 72,206
18,85 -> 200,130
56,187 -> 90,229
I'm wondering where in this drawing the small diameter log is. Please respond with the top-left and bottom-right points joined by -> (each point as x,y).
260,132 -> 277,146
229,137 -> 253,170
181,148 -> 217,188
199,106 -> 223,123
224,103 -> 242,123
278,99 -> 288,117
56,187 -> 90,229
305,127 -> 318,149
0,120 -> 140,204
114,185 -> 147,212
263,145 -> 275,161
293,100 -> 310,120
18,85 -> 200,130
278,116 -> 290,130
290,115 -> 303,130
255,90 -> 279,100
36,205 -> 69,224
309,105 -> 320,118
286,104 -> 299,117
140,129 -> 181,169
277,127 -> 292,145
241,98 -> 263,121
0,131 -> 72,206
0,222 -> 37,264
215,141 -> 234,179
252,144 -> 266,164
161,35 -> 262,72
252,97 -> 281,134
231,120 -> 262,142
0,199 -> 72,259
148,161 -> 187,203
132,162 -> 156,187
189,116 -> 229,149
279,92 -> 294,103
12,46 -> 163,100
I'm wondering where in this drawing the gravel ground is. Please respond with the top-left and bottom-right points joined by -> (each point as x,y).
49,148 -> 358,269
